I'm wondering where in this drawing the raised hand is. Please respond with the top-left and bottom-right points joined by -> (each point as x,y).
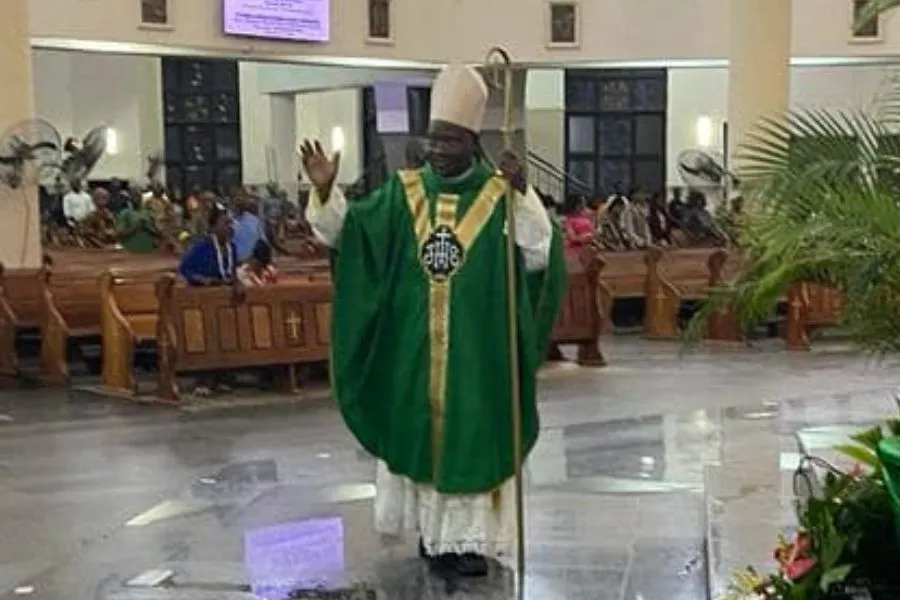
298,139 -> 340,198
499,150 -> 527,193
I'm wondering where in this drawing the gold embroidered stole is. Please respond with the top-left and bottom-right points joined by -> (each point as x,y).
398,169 -> 507,476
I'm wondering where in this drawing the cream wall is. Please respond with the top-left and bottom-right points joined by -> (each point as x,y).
31,50 -> 162,180
296,89 -> 362,186
525,70 -> 565,172
28,0 -> 900,66
665,65 -> 899,186
30,53 -> 364,188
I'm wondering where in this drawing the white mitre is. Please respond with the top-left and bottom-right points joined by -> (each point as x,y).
429,64 -> 489,133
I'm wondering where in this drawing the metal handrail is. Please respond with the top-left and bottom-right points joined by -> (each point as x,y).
526,150 -> 592,200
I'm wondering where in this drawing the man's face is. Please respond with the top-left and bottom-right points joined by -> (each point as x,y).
426,121 -> 476,178
93,190 -> 109,209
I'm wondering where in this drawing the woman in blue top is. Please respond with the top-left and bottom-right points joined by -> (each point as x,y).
176,203 -> 243,396
177,203 -> 238,286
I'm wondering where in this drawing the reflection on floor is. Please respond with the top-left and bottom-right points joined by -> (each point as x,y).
0,337 -> 896,599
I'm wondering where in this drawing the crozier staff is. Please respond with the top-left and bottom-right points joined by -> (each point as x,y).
303,63 -> 567,578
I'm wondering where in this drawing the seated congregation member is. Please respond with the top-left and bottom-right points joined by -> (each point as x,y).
562,195 -> 595,258
683,190 -> 727,246
116,201 -> 159,254
232,192 -> 267,263
595,196 -> 629,250
647,191 -> 672,245
186,191 -> 215,240
236,240 -> 278,287
620,192 -> 651,249
62,180 -> 95,225
177,204 -> 243,397
302,63 -> 566,578
78,188 -> 118,247
177,204 -> 238,286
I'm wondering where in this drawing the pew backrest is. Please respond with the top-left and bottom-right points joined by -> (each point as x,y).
157,275 -> 333,373
597,251 -> 647,298
43,270 -> 103,334
0,265 -> 44,328
103,270 -> 168,341
656,248 -> 719,298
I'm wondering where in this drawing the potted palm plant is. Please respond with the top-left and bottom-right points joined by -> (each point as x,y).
695,4 -> 900,597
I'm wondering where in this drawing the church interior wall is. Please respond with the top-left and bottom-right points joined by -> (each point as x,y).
31,49 -> 162,181
295,89 -> 363,186
27,47 -> 900,193
519,64 -> 900,190
27,0 -> 900,67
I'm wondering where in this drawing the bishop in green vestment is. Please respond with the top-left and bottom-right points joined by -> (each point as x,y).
302,64 -> 567,577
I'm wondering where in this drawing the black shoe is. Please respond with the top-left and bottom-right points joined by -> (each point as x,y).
418,538 -> 428,559
454,553 -> 488,577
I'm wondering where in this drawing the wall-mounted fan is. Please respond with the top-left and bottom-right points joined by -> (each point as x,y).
0,118 -> 63,190
677,149 -> 740,207
60,126 -> 108,186
677,149 -> 736,189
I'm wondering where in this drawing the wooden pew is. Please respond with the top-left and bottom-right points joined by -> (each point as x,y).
551,247 -> 605,366
704,249 -> 744,342
0,264 -> 44,377
645,247 -> 720,338
100,270 -> 166,395
100,259 -> 332,396
39,269 -> 105,384
40,257 -> 178,385
156,275 -> 333,403
784,282 -> 844,350
595,250 -> 648,331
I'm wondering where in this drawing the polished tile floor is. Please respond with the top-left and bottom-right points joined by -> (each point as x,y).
0,337 -> 897,600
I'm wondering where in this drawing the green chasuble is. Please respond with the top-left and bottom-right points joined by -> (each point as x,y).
330,160 -> 567,495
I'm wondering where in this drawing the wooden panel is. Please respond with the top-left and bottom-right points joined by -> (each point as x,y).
182,308 -> 206,353
250,305 -> 273,349
165,280 -> 333,373
217,307 -> 239,352
315,303 -> 332,345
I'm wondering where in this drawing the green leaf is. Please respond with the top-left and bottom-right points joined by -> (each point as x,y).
819,564 -> 854,592
850,425 -> 884,451
886,419 -> 900,438
835,443 -> 880,469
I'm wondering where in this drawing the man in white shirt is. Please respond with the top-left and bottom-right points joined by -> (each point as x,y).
62,180 -> 95,223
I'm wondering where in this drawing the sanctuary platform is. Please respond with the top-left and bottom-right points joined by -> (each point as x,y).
0,337 -> 895,600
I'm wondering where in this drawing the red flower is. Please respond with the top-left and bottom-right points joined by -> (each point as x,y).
774,532 -> 816,581
784,556 -> 816,580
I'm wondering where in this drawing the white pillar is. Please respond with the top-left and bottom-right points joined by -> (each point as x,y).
726,0 -> 792,171
269,93 -> 298,194
0,0 -> 41,268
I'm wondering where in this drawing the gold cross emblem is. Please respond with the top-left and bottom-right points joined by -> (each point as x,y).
285,312 -> 303,341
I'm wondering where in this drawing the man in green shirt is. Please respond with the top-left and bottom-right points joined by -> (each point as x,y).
116,203 -> 158,253
303,63 -> 567,578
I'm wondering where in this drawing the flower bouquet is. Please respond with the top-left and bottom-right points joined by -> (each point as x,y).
723,411 -> 900,600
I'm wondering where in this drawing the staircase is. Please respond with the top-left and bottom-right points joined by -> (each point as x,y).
527,151 -> 592,204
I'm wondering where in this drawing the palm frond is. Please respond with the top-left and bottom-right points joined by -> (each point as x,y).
686,76 -> 900,354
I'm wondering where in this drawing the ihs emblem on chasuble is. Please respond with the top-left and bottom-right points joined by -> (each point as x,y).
420,225 -> 465,282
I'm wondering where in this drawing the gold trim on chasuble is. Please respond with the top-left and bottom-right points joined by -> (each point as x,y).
399,170 -> 509,479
